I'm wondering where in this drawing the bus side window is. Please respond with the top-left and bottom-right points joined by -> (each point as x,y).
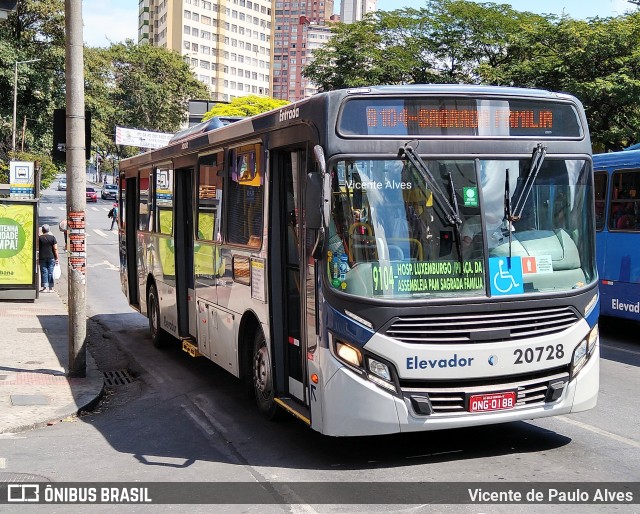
197,151 -> 224,241
610,169 -> 640,231
594,171 -> 607,231
139,170 -> 150,231
155,166 -> 173,235
227,144 -> 264,246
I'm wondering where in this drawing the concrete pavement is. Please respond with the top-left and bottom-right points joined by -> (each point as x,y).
0,289 -> 104,434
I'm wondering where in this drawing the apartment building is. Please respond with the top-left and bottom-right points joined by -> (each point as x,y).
138,0 -> 273,102
272,0 -> 335,102
340,0 -> 376,24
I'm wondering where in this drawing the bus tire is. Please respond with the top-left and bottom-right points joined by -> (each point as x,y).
252,330 -> 281,420
148,283 -> 170,349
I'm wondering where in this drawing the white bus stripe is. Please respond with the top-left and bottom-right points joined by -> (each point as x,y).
558,416 -> 640,449
600,343 -> 640,357
94,229 -> 108,238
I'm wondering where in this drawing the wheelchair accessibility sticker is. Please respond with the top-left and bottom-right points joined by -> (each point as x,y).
489,257 -> 524,296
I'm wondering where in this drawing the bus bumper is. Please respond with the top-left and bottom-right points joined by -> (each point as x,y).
318,345 -> 599,437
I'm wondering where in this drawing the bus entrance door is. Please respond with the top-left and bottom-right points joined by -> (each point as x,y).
174,168 -> 195,338
271,148 -> 311,408
124,176 -> 139,306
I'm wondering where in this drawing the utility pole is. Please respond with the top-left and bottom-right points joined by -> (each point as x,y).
65,0 -> 87,377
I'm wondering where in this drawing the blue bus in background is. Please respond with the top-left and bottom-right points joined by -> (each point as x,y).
593,150 -> 640,322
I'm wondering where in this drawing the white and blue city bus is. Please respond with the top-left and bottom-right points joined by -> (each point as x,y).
118,85 -> 599,436
593,149 -> 640,322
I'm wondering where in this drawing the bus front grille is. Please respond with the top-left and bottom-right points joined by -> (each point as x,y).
401,367 -> 570,416
384,306 -> 579,344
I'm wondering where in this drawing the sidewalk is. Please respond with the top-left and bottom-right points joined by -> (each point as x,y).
0,290 -> 104,434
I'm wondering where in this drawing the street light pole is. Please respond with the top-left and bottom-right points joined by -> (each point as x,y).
12,58 -> 40,153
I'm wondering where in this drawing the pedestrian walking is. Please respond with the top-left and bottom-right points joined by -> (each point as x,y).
38,224 -> 59,293
108,203 -> 118,230
58,218 -> 68,251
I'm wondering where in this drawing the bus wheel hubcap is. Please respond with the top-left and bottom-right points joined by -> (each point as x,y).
254,344 -> 271,398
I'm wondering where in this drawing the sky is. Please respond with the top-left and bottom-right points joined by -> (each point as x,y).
82,0 -> 636,48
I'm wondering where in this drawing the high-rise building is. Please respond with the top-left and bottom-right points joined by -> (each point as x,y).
302,21 -> 334,98
340,0 -> 376,24
272,0 -> 334,102
138,0 -> 273,103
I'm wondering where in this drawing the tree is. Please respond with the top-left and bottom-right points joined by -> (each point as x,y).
202,95 -> 289,119
303,1 -> 640,150
0,1 -> 210,176
303,2 -> 533,89
0,0 -> 65,166
84,41 -> 210,165
485,13 -> 640,151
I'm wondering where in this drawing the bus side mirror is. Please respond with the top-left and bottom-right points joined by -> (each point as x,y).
306,172 -> 325,260
312,144 -> 331,226
305,172 -> 323,230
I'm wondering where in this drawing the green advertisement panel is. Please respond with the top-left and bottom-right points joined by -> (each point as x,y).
0,203 -> 35,286
158,209 -> 176,277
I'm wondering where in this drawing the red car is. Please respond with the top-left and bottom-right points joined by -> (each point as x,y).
86,187 -> 98,202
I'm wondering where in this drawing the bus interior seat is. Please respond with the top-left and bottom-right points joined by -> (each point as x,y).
248,235 -> 262,248
387,245 -> 404,260
490,228 -> 585,289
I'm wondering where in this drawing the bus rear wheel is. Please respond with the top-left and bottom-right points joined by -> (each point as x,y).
252,331 -> 281,420
148,283 -> 170,349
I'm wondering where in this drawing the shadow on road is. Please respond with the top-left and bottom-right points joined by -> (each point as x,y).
599,315 -> 640,368
78,312 -> 572,474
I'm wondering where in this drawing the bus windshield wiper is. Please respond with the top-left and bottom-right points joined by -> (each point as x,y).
503,168 -> 514,260
447,170 -> 464,262
399,142 -> 464,262
509,143 -> 547,221
398,142 -> 462,228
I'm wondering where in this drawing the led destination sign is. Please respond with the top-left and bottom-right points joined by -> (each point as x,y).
367,107 -> 552,130
371,259 -> 485,295
339,97 -> 582,137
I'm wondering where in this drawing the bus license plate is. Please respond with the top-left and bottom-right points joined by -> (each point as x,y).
468,391 -> 516,413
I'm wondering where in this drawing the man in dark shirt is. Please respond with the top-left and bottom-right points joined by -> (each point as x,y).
38,224 -> 59,293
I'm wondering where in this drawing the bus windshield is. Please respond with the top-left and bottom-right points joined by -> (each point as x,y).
327,157 -> 596,299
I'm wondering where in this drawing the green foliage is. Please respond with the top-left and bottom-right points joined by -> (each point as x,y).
481,13 -> 640,151
1,0 -> 640,159
202,95 -> 289,119
303,0 -> 640,150
0,1 -> 210,174
0,0 -> 65,164
86,41 -> 211,163
0,151 -> 58,189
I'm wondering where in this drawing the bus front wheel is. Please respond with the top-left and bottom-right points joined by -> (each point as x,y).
252,331 -> 281,420
148,283 -> 170,349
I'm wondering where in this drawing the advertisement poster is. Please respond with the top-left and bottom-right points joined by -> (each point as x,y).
0,203 -> 35,286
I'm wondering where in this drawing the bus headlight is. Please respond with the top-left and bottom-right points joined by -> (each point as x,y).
332,338 -> 399,394
571,324 -> 598,378
335,340 -> 363,368
368,358 -> 391,381
367,357 -> 398,393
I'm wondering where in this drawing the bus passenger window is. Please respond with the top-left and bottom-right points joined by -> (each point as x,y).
138,171 -> 150,231
594,171 -> 607,231
227,144 -> 264,246
155,166 -> 173,235
197,151 -> 224,241
610,170 -> 640,231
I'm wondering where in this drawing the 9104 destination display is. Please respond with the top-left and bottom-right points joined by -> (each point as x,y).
371,259 -> 485,295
